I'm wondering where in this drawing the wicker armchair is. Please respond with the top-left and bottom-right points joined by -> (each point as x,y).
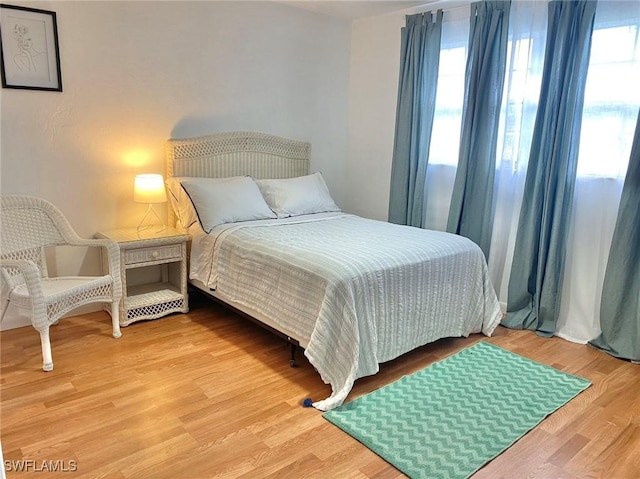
0,195 -> 122,371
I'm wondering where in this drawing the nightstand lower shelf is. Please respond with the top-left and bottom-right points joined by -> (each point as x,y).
118,282 -> 187,326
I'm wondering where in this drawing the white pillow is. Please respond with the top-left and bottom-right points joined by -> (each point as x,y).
180,176 -> 276,232
255,172 -> 341,218
165,177 -> 198,228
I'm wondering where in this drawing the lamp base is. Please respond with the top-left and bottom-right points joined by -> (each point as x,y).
137,204 -> 166,234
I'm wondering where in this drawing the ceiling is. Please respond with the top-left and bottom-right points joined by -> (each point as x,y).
279,1 -> 429,20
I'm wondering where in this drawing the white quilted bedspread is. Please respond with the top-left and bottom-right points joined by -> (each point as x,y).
191,214 -> 502,411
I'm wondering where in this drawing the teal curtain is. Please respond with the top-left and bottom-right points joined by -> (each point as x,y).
446,1 -> 511,258
388,11 -> 443,227
589,111 -> 640,362
504,0 -> 597,336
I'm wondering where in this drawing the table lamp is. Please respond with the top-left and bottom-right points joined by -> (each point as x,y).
134,173 -> 167,233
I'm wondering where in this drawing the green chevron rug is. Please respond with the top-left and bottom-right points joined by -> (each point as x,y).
323,341 -> 591,479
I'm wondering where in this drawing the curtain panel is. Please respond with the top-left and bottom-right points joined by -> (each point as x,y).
556,0 -> 640,343
504,0 -> 598,336
446,0 -> 511,258
589,111 -> 640,362
388,11 -> 443,227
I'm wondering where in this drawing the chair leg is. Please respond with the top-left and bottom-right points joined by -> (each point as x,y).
0,298 -> 9,321
39,329 -> 53,372
111,300 -> 122,339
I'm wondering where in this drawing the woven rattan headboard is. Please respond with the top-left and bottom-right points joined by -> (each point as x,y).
165,131 -> 311,226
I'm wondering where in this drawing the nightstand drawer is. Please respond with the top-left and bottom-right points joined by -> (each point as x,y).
124,244 -> 182,265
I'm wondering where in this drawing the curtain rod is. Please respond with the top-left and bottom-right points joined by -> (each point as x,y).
408,0 -> 471,17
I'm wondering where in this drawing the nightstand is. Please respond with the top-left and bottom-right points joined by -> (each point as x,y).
96,227 -> 190,326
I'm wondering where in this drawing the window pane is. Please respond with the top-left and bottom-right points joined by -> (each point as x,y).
577,17 -> 640,178
428,14 -> 468,166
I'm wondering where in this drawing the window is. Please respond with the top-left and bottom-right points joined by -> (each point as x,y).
428,10 -> 468,167
577,20 -> 640,178
426,1 -> 640,178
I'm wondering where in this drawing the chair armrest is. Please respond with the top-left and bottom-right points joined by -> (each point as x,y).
55,238 -> 123,301
1,259 -> 43,288
0,259 -> 47,328
64,237 -> 116,250
102,240 -> 123,301
84,239 -> 123,301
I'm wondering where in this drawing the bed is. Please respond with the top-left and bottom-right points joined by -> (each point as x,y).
165,131 -> 502,411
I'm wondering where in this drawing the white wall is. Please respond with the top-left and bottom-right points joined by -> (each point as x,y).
344,11 -> 405,220
1,0 -> 351,328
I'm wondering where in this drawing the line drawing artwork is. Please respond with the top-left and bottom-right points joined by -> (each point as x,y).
1,5 -> 62,91
11,21 -> 49,77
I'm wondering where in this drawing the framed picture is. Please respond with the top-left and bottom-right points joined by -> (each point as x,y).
0,4 -> 62,91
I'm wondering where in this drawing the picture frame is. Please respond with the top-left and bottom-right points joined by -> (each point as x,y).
0,4 -> 62,91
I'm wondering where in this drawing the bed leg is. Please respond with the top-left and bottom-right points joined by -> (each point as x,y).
289,341 -> 298,368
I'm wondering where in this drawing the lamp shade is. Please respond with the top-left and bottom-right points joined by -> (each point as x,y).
134,174 -> 167,204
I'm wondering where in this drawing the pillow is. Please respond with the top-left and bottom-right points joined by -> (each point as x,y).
165,177 -> 198,229
255,172 -> 341,218
180,176 -> 276,232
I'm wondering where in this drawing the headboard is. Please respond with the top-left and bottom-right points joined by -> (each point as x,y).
165,131 -> 311,226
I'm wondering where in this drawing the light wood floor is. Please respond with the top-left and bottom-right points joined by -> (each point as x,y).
1,292 -> 638,478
